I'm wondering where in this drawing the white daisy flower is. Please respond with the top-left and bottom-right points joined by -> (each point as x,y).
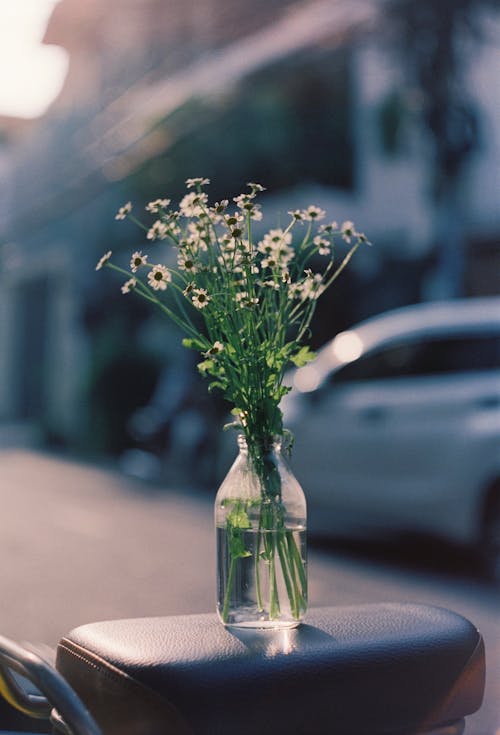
249,205 -> 263,221
259,229 -> 292,254
187,238 -> 208,253
121,277 -> 137,294
257,240 -> 273,256
279,246 -> 295,265
301,270 -> 324,300
224,211 -> 245,228
147,264 -> 171,291
303,205 -> 326,221
115,202 -> 132,220
341,221 -> 366,244
313,236 -> 331,256
179,191 -> 208,217
183,282 -> 196,297
235,291 -> 259,308
258,233 -> 294,268
145,198 -> 170,214
233,194 -> 250,208
242,296 -> 259,308
247,182 -> 266,193
96,250 -> 112,270
261,255 -> 279,269
340,220 -> 356,243
147,220 -> 169,240
261,279 -> 280,290
204,341 -> 224,357
289,209 -> 304,222
191,288 -> 211,309
220,237 -> 237,253
213,200 -> 229,214
185,177 -> 210,188
206,207 -> 226,225
177,252 -> 198,273
186,222 -> 209,250
319,221 -> 339,234
187,221 -> 206,235
233,195 -> 263,222
237,239 -> 254,257
130,251 -> 148,272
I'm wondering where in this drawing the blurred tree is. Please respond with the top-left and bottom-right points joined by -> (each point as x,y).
381,0 -> 497,298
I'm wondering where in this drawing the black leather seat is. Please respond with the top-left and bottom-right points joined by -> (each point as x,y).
55,603 -> 485,735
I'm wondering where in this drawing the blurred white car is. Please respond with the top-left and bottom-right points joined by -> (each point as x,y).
281,297 -> 500,576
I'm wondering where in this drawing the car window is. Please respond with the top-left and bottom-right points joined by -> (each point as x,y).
332,331 -> 500,383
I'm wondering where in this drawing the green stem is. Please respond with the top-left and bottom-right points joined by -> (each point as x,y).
268,533 -> 280,619
221,555 -> 237,623
277,532 -> 298,619
323,239 -> 362,290
287,531 -> 307,613
287,531 -> 307,593
254,529 -> 264,612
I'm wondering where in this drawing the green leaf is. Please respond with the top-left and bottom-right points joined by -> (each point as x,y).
290,346 -> 316,367
265,343 -> 292,369
273,384 -> 292,401
197,359 -> 214,374
182,337 -> 207,351
227,502 -> 252,559
228,529 -> 251,559
228,504 -> 251,529
208,380 -> 228,393
266,373 -> 278,388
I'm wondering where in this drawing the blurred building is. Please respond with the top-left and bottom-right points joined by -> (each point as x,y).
0,0 -> 498,454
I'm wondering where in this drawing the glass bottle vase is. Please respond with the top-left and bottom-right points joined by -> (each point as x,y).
215,434 -> 307,628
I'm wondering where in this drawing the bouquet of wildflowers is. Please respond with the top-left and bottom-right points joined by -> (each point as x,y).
98,178 -> 367,623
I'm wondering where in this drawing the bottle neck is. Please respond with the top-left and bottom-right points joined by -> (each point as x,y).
237,434 -> 284,458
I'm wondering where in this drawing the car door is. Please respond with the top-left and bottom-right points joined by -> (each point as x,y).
289,338 -> 424,527
289,328 -> 500,533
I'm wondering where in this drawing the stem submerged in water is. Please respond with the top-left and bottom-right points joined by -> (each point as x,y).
221,555 -> 237,623
254,529 -> 264,612
219,436 -> 307,625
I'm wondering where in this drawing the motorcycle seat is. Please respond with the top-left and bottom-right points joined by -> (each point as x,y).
55,603 -> 485,735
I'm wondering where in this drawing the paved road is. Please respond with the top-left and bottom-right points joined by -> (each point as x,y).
0,450 -> 498,733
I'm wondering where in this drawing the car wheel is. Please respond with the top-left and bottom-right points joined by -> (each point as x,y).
481,485 -> 500,582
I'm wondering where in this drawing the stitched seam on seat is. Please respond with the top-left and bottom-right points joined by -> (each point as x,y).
58,639 -> 142,692
57,639 -> 194,735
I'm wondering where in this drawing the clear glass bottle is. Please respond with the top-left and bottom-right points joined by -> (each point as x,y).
215,435 -> 307,628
